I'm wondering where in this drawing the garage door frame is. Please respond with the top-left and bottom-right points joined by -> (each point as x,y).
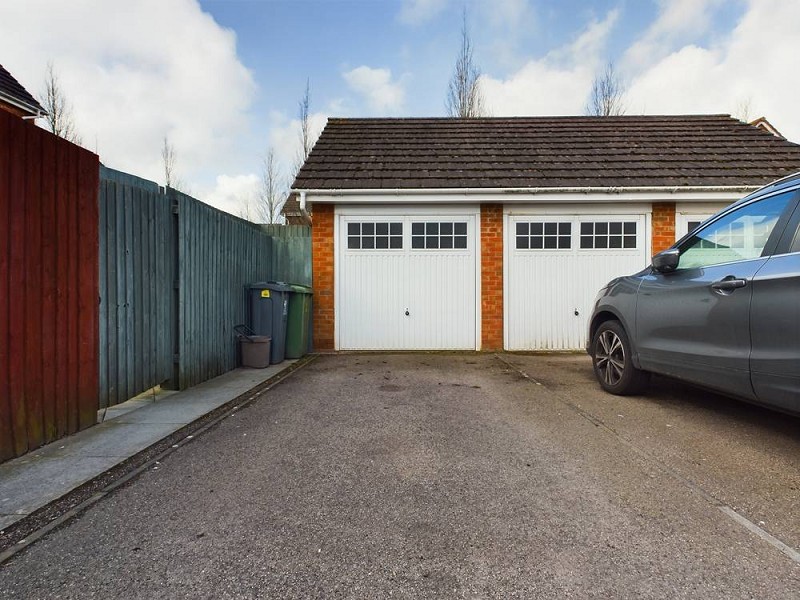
334,203 -> 482,351
503,202 -> 653,351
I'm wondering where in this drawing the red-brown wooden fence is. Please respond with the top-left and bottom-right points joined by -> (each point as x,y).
0,109 -> 99,462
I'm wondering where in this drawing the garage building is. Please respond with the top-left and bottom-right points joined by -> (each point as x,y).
292,115 -> 800,352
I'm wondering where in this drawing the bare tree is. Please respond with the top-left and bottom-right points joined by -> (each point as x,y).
161,136 -> 187,192
734,97 -> 753,122
256,148 -> 285,224
446,10 -> 486,118
238,196 -> 254,221
162,136 -> 177,188
587,62 -> 626,117
295,79 -> 313,174
39,61 -> 81,143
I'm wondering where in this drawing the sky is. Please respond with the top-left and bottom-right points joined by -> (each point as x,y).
1,0 -> 798,218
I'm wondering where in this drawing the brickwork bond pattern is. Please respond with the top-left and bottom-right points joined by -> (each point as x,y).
481,204 -> 504,350
652,202 -> 676,255
311,204 -> 335,351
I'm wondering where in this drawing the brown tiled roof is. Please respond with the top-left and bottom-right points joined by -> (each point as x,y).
0,64 -> 45,117
292,115 -> 800,191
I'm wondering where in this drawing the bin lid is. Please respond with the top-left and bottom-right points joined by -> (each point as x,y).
248,281 -> 293,292
287,283 -> 312,294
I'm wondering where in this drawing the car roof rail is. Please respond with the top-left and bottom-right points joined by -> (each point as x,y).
749,170 -> 800,197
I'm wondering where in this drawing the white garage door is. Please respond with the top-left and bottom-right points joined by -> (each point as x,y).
506,212 -> 649,350
337,209 -> 478,350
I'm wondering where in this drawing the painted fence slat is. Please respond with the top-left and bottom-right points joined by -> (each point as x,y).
0,111 -> 13,460
77,150 -> 100,429
66,144 -> 80,434
54,135 -> 71,439
24,123 -> 44,449
8,115 -> 30,458
40,133 -> 57,444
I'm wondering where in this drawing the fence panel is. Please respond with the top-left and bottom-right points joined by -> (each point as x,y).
98,167 -> 173,408
262,224 -> 311,285
0,111 -> 99,462
174,191 -> 274,389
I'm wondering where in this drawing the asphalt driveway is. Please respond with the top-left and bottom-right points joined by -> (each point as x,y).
1,353 -> 799,598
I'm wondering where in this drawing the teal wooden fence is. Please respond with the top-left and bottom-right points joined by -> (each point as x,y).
261,224 -> 311,285
173,190 -> 275,389
98,169 -> 309,407
98,167 -> 172,408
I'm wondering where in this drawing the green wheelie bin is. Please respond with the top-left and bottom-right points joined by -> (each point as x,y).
285,284 -> 313,358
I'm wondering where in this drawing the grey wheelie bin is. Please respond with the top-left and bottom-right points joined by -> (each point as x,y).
247,281 -> 292,364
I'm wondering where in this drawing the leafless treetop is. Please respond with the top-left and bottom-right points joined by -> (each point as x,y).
256,147 -> 285,224
161,136 -> 188,192
586,63 -> 626,117
446,11 -> 486,119
297,79 -> 313,172
39,61 -> 82,144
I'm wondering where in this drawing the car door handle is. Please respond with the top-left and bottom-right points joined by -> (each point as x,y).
711,277 -> 747,292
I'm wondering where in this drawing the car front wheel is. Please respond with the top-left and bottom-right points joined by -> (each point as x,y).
591,320 -> 649,395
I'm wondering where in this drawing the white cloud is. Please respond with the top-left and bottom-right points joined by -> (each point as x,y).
200,173 -> 259,218
623,0 -> 726,71
477,0 -> 537,68
0,0 -> 256,190
625,0 -> 800,142
398,0 -> 449,25
343,66 -> 406,114
485,0 -> 532,30
481,10 -> 618,115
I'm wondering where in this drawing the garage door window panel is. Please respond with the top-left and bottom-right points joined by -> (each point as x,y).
412,221 -> 468,249
516,221 -> 571,250
580,221 -> 637,249
347,222 -> 403,250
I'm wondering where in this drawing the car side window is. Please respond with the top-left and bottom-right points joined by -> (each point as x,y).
677,193 -> 792,270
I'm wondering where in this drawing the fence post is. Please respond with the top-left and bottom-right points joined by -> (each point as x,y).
164,188 -> 182,390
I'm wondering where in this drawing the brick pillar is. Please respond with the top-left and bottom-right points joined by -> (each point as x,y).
651,202 -> 676,254
311,204 -> 335,351
481,204 -> 504,351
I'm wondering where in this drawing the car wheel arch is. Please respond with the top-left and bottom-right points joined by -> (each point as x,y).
589,309 -> 641,368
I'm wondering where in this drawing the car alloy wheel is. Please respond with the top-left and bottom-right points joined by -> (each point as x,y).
595,329 -> 625,387
591,320 -> 649,395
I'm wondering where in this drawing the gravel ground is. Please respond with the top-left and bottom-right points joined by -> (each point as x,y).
0,353 -> 798,599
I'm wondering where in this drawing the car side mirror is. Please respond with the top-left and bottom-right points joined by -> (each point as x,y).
652,248 -> 680,273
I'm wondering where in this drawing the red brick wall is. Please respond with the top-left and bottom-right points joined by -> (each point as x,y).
481,204 -> 504,350
311,204 -> 335,351
652,202 -> 676,254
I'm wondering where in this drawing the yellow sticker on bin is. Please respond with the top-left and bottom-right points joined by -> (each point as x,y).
261,290 -> 270,298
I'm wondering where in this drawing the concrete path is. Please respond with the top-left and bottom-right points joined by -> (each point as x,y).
0,354 -> 798,599
0,361 -> 297,531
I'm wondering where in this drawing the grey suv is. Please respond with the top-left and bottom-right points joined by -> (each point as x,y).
588,173 -> 800,415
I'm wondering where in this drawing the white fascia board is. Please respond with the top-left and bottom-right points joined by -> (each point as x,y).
0,91 -> 45,118
298,186 -> 756,205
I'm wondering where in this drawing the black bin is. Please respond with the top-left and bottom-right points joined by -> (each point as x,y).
248,282 -> 292,364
